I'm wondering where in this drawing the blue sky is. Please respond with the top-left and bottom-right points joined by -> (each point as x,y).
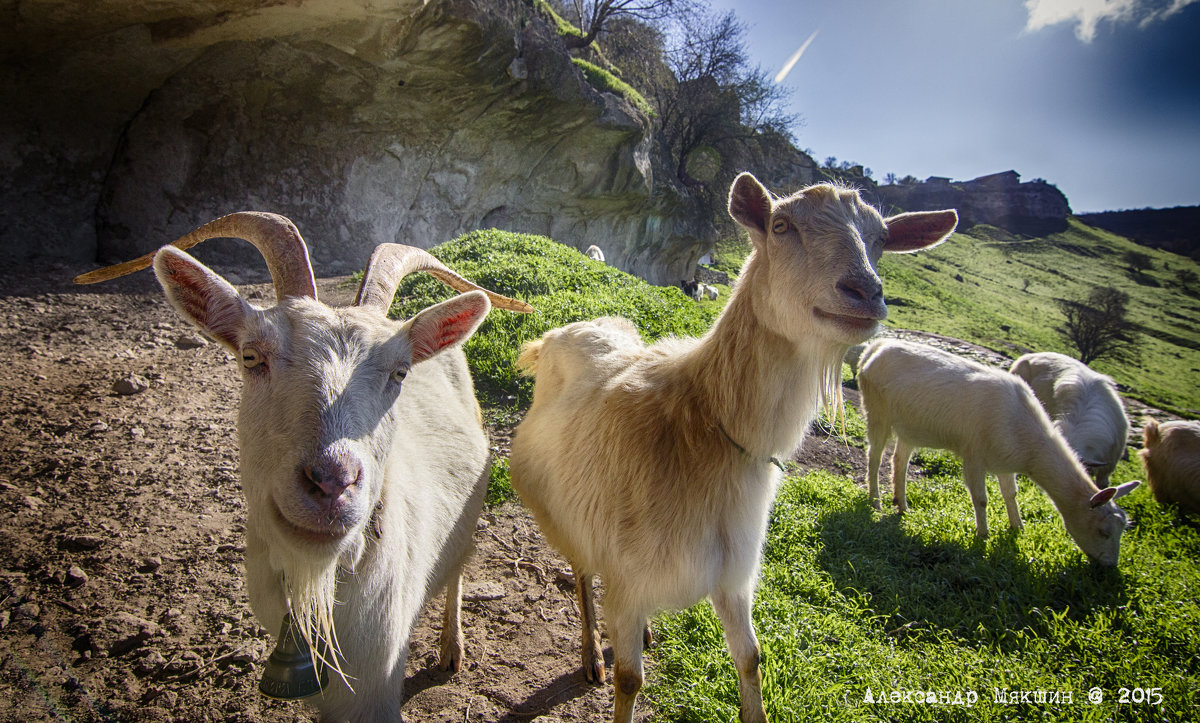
707,0 -> 1200,212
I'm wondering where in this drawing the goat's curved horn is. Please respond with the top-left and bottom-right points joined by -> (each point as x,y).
355,243 -> 533,314
73,212 -> 318,301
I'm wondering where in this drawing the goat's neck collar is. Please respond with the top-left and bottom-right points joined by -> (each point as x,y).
717,420 -> 787,472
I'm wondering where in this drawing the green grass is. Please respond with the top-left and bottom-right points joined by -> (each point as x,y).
648,461 -> 1200,722
386,229 -> 720,407
878,218 -> 1200,416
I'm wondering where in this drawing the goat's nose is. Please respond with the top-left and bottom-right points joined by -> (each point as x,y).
837,275 -> 883,304
301,453 -> 362,499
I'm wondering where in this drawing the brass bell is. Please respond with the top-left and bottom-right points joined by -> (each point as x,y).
258,612 -> 328,700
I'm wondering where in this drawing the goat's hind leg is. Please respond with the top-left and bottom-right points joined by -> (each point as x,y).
575,567 -> 606,683
438,572 -> 465,672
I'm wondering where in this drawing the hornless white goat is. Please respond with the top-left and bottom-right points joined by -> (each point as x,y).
75,213 -> 531,722
1141,418 -> 1200,515
510,173 -> 957,722
1010,351 -> 1130,486
858,338 -> 1140,565
585,244 -> 606,263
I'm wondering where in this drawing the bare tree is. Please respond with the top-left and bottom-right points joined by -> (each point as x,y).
652,8 -> 796,186
1056,286 -> 1138,365
561,0 -> 688,49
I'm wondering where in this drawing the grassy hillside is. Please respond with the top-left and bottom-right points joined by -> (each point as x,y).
877,218 -> 1200,415
387,229 -> 721,408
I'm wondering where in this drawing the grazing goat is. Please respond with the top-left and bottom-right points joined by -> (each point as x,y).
510,173 -> 957,722
1141,418 -> 1200,515
843,342 -> 866,379
1010,351 -> 1130,486
680,279 -> 699,299
858,339 -> 1139,565
585,244 -> 606,263
74,213 -> 531,721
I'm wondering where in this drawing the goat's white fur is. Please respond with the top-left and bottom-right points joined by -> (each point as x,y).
510,173 -> 957,722
1141,418 -> 1200,515
859,338 -> 1139,566
151,245 -> 494,721
1010,351 -> 1130,486
584,244 -> 606,263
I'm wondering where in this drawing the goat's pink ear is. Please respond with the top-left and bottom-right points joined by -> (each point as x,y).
407,290 -> 490,364
1089,480 -> 1141,508
883,210 -> 958,253
153,246 -> 250,352
729,172 -> 772,238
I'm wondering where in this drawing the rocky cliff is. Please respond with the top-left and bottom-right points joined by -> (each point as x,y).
0,0 -> 713,284
872,171 -> 1070,236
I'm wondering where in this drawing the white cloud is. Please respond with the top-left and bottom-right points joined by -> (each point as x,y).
1023,0 -> 1198,42
774,30 -> 819,84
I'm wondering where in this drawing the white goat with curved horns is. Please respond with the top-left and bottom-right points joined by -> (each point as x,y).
75,212 -> 532,722
510,173 -> 957,722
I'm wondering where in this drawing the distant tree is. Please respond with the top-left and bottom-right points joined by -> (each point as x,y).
823,156 -> 838,169
883,172 -> 898,185
1056,286 -> 1138,365
899,174 -> 919,185
560,0 -> 690,49
1122,249 -> 1154,275
1177,267 -> 1198,290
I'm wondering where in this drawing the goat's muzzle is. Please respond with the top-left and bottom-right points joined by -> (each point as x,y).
271,450 -> 367,544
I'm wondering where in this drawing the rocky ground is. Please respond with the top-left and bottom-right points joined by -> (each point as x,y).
0,263 -> 1159,722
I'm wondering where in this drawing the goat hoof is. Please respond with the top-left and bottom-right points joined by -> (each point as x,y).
438,636 -> 464,673
585,659 -> 606,684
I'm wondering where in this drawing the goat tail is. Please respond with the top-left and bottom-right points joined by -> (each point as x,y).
516,339 -> 545,377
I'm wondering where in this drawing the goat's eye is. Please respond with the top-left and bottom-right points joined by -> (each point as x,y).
771,218 -> 789,234
241,347 -> 264,369
391,366 -> 409,384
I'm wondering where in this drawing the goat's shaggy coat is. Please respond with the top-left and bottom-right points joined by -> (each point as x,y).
859,338 -> 1139,566
1141,419 -> 1200,515
1010,351 -> 1130,486
510,173 -> 957,722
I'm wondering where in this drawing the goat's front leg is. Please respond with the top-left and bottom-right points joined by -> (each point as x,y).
575,568 -> 606,683
608,600 -> 649,723
438,572 -> 464,672
996,473 -> 1023,530
712,587 -> 769,723
865,424 -> 889,511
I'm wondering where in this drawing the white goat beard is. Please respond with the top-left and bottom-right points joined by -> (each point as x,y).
286,557 -> 351,689
277,533 -> 368,691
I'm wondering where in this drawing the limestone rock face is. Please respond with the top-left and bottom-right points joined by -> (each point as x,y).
1,0 -> 714,284
874,171 -> 1070,236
